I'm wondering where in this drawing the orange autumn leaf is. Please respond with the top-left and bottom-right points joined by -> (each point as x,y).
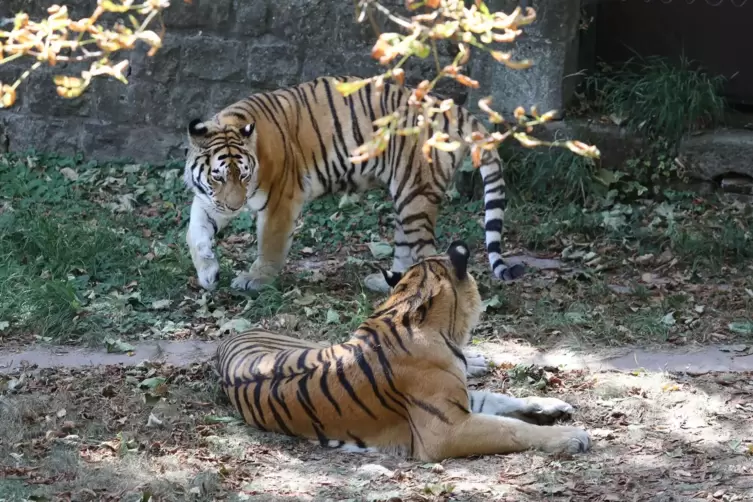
392,68 -> 405,85
471,145 -> 482,168
453,74 -> 479,88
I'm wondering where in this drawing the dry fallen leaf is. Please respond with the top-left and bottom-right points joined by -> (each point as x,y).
59,167 -> 79,181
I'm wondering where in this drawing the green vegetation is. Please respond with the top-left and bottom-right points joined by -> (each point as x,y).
0,141 -> 750,350
0,153 -> 384,345
586,55 -> 726,143
0,154 -> 192,343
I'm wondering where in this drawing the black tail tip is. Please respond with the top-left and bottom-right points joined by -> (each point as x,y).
499,263 -> 526,281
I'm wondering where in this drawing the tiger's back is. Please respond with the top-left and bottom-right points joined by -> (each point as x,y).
217,329 -> 416,453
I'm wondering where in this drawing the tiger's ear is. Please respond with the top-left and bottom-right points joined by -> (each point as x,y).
240,122 -> 255,138
446,240 -> 470,280
379,267 -> 403,288
188,118 -> 207,138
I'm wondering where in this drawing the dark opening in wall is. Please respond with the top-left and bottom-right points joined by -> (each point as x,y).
581,0 -> 753,109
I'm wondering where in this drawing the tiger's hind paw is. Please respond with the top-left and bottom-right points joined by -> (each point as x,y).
231,272 -> 272,291
231,261 -> 278,291
363,272 -> 391,293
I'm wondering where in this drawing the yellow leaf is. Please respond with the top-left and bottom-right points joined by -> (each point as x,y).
565,140 -> 601,159
490,51 -> 511,63
56,86 -> 86,98
471,145 -> 481,168
392,68 -> 405,85
53,75 -> 83,88
100,0 -> 132,13
335,79 -> 369,97
1,85 -> 17,108
137,30 -> 163,50
503,58 -> 534,71
430,140 -> 461,152
54,74 -> 89,98
513,132 -> 543,149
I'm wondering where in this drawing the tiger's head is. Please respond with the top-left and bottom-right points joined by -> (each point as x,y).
378,241 -> 483,347
183,118 -> 259,213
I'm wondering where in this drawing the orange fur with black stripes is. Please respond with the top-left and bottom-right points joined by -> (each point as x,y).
216,242 -> 591,461
184,76 -> 525,293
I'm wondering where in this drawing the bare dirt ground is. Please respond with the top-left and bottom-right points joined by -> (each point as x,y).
2,360 -> 752,501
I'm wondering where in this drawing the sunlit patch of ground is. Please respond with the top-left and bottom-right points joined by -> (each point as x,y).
1,363 -> 751,501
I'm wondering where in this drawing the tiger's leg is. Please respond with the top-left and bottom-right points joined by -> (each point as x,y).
424,412 -> 591,461
232,201 -> 302,291
469,390 -> 576,425
363,193 -> 440,293
187,195 -> 237,290
363,222 -> 414,293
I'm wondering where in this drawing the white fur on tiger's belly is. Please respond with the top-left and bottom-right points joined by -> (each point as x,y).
309,439 -> 379,453
311,439 -> 410,457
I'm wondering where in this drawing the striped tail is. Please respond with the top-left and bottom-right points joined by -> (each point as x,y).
469,119 -> 525,282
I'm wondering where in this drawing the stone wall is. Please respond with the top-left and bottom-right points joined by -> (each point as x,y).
0,0 -> 582,164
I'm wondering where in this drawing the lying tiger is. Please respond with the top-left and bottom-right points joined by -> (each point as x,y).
216,241 -> 591,461
184,76 -> 525,293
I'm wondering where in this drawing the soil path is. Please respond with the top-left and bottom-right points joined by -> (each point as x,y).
1,338 -> 751,374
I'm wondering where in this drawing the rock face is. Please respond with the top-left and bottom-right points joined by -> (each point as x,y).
677,130 -> 753,182
468,0 -> 583,120
0,0 -> 583,164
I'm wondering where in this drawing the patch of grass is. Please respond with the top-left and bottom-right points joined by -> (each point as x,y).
435,198 -> 486,248
294,191 -> 394,252
0,147 -> 748,352
667,216 -> 753,267
623,308 -> 673,341
587,55 -> 726,143
503,147 -> 603,208
0,153 -> 192,343
508,202 -> 608,250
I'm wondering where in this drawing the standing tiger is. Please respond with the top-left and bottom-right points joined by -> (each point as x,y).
216,242 -> 591,461
184,76 -> 525,293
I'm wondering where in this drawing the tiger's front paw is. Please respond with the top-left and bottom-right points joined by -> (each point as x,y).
521,396 -> 575,425
231,261 -> 277,291
197,259 -> 220,291
464,351 -> 492,377
193,242 -> 220,291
